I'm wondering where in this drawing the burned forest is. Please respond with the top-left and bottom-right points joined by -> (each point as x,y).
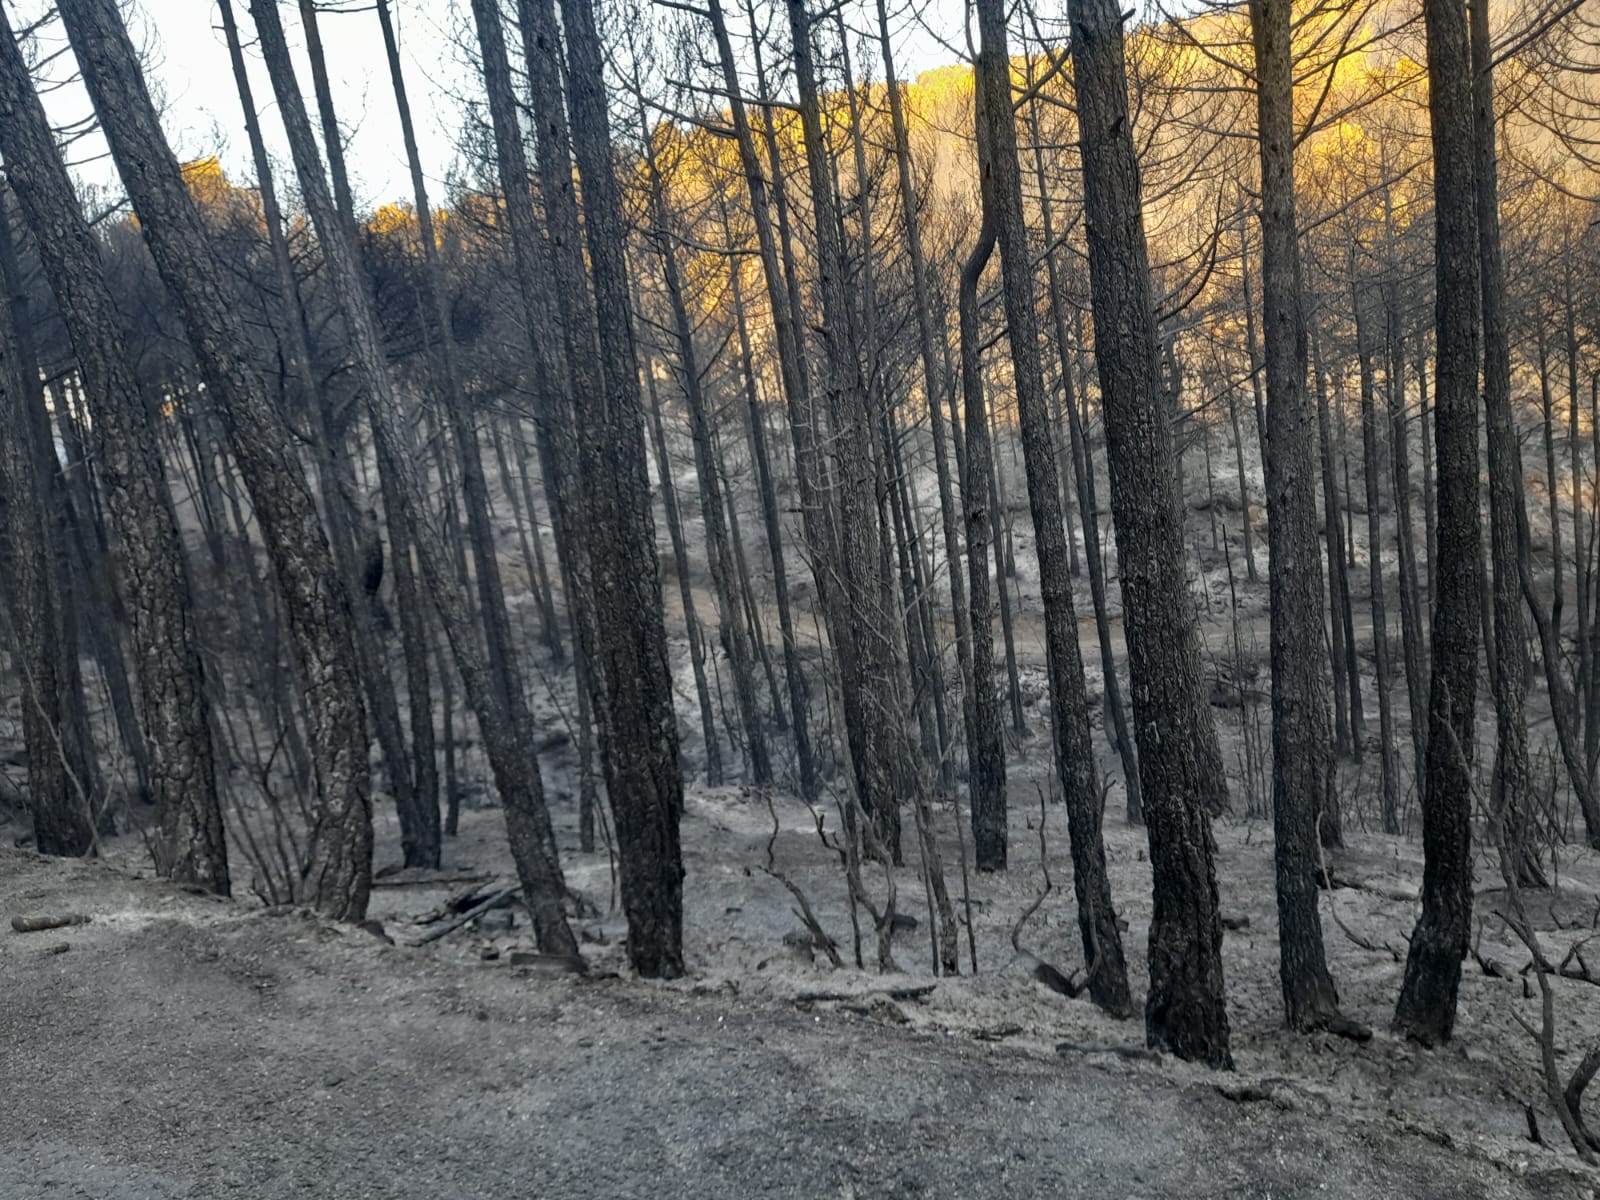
3,0 -> 1600,1194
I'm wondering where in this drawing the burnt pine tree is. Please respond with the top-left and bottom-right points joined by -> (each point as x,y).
249,0 -> 578,958
958,99 -> 1006,914
1471,0 -> 1541,888
1067,0 -> 1233,1066
973,0 -> 1131,1014
54,0 -> 373,920
783,0 -> 912,864
1248,0 -> 1361,1037
0,12 -> 228,890
0,210 -> 92,859
1395,0 -> 1483,1046
555,0 -> 688,977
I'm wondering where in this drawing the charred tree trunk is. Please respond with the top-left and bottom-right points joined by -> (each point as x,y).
554,0 -> 688,973
780,0 -> 910,861
1395,0 -> 1483,1045
641,139 -> 770,786
959,205 -> 1008,879
1356,289 -> 1401,834
1471,0 -> 1542,889
974,0 -> 1130,1012
1029,103 -> 1142,824
1386,289 -> 1430,809
1068,0 -> 1232,1066
730,257 -> 816,802
1249,0 -> 1353,1034
647,365 -> 724,784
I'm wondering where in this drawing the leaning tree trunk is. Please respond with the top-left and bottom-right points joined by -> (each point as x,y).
641,136 -> 770,786
875,0 -> 972,731
1068,0 -> 1232,1067
1249,0 -> 1354,1036
0,20 -> 227,887
57,0 -> 372,920
729,254 -> 817,803
1395,0 -> 1483,1046
974,0 -> 1131,1014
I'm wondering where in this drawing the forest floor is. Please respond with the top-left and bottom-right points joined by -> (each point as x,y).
4,778 -> 1600,1198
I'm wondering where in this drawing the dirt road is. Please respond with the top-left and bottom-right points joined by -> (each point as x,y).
2,851 -> 1589,1200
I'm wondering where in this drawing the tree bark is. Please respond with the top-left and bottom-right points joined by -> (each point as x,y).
1356,288 -> 1401,834
959,201 -> 1007,883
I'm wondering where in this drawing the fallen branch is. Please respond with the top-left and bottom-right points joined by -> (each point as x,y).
11,913 -> 89,933
792,984 -> 936,1004
406,886 -> 519,947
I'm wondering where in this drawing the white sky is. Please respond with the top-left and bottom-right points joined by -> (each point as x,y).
19,0 -> 981,215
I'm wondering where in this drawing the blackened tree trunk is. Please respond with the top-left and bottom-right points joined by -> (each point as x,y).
1316,334 -> 1366,755
641,135 -> 770,786
1237,214 -> 1263,580
647,364 -> 724,783
0,17 -> 227,887
1385,289 -> 1430,808
1315,339 -> 1352,759
703,0 -> 842,814
1471,0 -> 1542,889
1028,103 -> 1142,825
729,255 -> 817,803
973,0 -> 1130,1013
299,0 -> 355,230
959,202 -> 1007,882
252,0 -> 575,950
1250,0 -> 1352,1033
56,0 -> 372,919
875,0 -> 971,726
1068,0 -> 1232,1066
1356,289 -> 1401,834
780,0 -> 910,862
0,245 -> 91,859
554,0 -> 687,975
1395,0 -> 1483,1046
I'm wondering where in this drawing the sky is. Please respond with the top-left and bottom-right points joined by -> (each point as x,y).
20,0 -> 979,215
